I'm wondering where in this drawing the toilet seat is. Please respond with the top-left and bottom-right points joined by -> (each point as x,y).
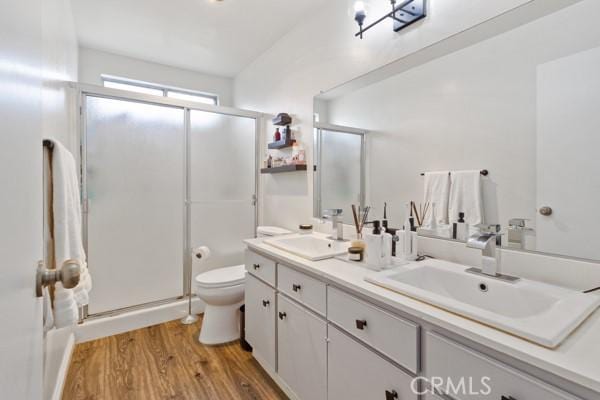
195,265 -> 246,288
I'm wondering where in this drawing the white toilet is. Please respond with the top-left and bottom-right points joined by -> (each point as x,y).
195,226 -> 291,345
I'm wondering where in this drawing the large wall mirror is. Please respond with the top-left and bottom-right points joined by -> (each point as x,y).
313,0 -> 600,262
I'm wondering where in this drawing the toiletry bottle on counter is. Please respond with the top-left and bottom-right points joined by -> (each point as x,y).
455,212 -> 468,241
364,221 -> 393,269
365,221 -> 381,267
400,203 -> 418,262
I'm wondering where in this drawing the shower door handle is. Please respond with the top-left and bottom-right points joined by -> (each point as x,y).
36,259 -> 81,297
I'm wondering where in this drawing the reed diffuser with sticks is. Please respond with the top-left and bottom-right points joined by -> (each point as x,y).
350,204 -> 370,249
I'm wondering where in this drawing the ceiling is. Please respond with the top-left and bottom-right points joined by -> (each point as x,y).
72,0 -> 329,78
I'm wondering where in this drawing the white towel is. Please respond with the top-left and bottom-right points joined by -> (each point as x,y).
423,171 -> 450,226
48,139 -> 91,326
448,170 -> 484,226
42,287 -> 54,333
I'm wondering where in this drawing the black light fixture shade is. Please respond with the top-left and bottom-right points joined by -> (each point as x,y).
354,0 -> 427,39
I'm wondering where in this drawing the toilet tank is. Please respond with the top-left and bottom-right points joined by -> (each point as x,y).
257,226 -> 292,238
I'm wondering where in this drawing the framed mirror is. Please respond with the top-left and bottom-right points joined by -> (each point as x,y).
313,0 -> 600,262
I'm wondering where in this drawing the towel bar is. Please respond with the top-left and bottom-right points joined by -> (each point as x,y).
420,169 -> 488,176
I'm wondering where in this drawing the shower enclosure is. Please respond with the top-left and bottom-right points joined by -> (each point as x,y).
80,86 -> 259,316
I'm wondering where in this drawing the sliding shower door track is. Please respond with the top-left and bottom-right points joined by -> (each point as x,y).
85,294 -> 197,320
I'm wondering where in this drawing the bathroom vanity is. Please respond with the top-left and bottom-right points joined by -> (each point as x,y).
244,238 -> 600,400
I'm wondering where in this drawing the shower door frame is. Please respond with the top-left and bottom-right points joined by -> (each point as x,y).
76,83 -> 262,318
313,122 -> 367,221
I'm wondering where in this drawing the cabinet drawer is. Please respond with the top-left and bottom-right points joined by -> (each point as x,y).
245,274 -> 276,371
277,294 -> 327,400
424,332 -> 581,400
245,250 -> 276,286
328,325 -> 418,400
327,286 -> 419,374
277,264 -> 326,315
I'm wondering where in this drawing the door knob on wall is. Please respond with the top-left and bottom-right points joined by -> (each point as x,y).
36,259 -> 81,297
539,206 -> 553,216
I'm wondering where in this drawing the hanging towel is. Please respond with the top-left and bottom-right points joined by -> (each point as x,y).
448,170 -> 484,226
423,171 -> 450,226
47,139 -> 92,327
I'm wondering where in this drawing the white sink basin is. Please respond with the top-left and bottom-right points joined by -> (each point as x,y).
365,260 -> 600,347
264,233 -> 350,261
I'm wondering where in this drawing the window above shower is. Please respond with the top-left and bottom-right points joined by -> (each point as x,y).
102,75 -> 218,105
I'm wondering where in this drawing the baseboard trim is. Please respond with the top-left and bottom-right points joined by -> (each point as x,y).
44,328 -> 76,400
75,297 -> 205,343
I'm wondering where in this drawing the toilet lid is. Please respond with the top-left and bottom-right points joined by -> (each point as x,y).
195,265 -> 246,288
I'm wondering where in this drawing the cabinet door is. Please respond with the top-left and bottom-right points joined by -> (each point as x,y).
328,325 -> 418,400
245,274 -> 276,372
277,294 -> 327,400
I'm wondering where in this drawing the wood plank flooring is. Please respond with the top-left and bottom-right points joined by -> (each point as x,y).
63,316 -> 288,400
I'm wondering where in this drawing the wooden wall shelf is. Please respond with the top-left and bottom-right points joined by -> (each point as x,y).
261,164 -> 307,174
268,139 -> 296,150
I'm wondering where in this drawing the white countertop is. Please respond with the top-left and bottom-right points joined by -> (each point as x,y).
245,236 -> 600,395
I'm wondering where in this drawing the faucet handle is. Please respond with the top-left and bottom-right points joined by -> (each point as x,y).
508,218 -> 526,227
323,208 -> 343,217
477,224 -> 501,234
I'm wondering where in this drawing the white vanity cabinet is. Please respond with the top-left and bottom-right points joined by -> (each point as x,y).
277,294 -> 327,400
328,286 -> 419,374
424,332 -> 581,400
328,325 -> 418,400
244,273 -> 277,372
244,249 -> 590,400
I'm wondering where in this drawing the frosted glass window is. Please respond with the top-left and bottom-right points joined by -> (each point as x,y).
102,76 -> 218,105
167,90 -> 217,105
103,80 -> 164,96
85,96 -> 185,314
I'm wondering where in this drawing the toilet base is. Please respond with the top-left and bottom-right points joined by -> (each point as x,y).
199,301 -> 243,345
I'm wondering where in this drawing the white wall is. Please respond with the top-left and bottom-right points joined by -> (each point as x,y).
79,47 -> 234,106
42,0 -> 79,150
234,0 -> 534,231
324,0 -> 600,260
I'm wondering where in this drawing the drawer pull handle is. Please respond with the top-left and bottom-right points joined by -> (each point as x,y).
253,263 -> 260,270
262,300 -> 270,307
385,390 -> 398,400
278,312 -> 287,320
355,319 -> 367,330
292,284 -> 302,292
501,397 -> 516,400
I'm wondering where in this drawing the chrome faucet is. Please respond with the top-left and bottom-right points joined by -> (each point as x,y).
466,224 -> 519,282
322,209 -> 344,241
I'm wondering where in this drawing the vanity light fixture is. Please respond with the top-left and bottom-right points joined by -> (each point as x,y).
353,0 -> 427,39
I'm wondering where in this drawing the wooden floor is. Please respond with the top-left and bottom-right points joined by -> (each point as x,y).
63,316 -> 288,400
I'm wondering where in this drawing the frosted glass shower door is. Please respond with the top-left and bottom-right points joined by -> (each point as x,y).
85,96 -> 185,314
189,111 -> 256,277
317,129 -> 364,224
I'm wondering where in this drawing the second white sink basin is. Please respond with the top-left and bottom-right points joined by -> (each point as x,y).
366,260 -> 600,347
264,233 -> 350,261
